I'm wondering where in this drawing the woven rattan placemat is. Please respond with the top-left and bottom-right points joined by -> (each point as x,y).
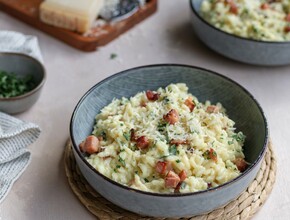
64,140 -> 276,220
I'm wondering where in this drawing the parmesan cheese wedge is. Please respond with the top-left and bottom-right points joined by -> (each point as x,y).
39,0 -> 104,34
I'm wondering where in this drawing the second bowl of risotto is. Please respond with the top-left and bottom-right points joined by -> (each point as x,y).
190,0 -> 290,66
70,64 -> 268,217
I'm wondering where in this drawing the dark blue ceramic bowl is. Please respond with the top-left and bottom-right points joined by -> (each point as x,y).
70,64 -> 268,217
190,0 -> 290,66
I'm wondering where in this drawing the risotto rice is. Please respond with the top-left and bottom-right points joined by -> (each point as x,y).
200,0 -> 290,41
84,83 -> 246,193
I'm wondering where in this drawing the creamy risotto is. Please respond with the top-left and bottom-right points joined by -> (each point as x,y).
80,84 -> 247,193
200,0 -> 290,41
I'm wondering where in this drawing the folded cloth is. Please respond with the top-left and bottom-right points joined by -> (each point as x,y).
0,112 -> 41,203
0,31 -> 42,203
0,30 -> 43,62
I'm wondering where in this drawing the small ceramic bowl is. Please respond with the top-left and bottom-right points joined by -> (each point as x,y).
190,0 -> 290,66
70,64 -> 268,218
0,52 -> 46,114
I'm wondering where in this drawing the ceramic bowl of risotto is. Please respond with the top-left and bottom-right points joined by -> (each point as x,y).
190,0 -> 290,66
70,64 -> 268,217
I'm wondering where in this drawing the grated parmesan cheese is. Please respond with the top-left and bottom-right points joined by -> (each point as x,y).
86,83 -> 246,193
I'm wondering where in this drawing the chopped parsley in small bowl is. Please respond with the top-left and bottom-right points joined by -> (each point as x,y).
0,70 -> 36,98
0,52 -> 46,114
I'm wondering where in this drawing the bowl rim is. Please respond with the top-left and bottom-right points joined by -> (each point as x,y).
0,52 -> 46,101
190,0 -> 290,44
70,64 -> 269,198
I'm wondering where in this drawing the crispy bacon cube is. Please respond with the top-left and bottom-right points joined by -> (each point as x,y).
146,90 -> 160,101
163,109 -> 179,125
165,171 -> 180,188
136,136 -> 150,149
184,97 -> 195,112
79,135 -> 100,154
233,158 -> 248,172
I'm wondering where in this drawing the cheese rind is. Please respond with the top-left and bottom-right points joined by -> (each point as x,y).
40,0 -> 104,33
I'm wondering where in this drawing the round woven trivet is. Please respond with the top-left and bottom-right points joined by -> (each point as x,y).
64,140 -> 276,220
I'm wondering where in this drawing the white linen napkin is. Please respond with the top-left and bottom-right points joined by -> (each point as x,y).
0,112 -> 41,203
0,30 -> 43,62
0,31 -> 42,203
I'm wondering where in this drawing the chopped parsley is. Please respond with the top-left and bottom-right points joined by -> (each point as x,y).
228,132 -> 245,145
169,144 -> 177,155
163,97 -> 170,104
0,70 -> 35,98
159,144 -> 178,159
203,148 -> 217,162
252,26 -> 259,34
242,8 -> 249,15
129,144 -> 137,151
110,53 -> 117,59
180,182 -> 187,189
99,131 -> 107,141
176,159 -> 181,163
159,155 -> 170,159
157,121 -> 170,143
157,122 -> 167,132
123,132 -> 130,141
118,156 -> 126,166
113,165 -> 121,172
144,178 -> 149,183
159,144 -> 179,159
232,132 -> 246,143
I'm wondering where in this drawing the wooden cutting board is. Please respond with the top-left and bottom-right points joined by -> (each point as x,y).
0,0 -> 157,51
